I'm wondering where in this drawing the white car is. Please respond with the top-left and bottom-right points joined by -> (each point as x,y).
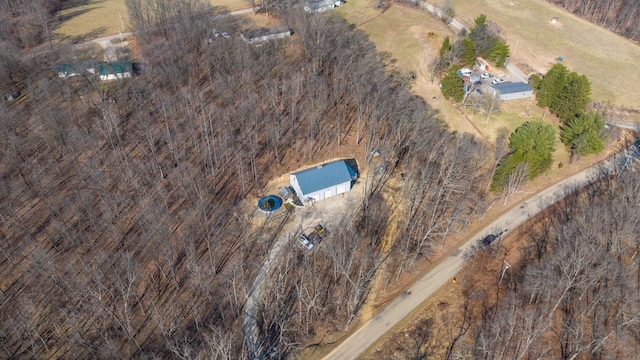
481,73 -> 492,79
491,78 -> 505,85
297,234 -> 314,250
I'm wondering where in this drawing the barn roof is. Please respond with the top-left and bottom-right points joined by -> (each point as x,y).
490,82 -> 533,94
292,160 -> 357,194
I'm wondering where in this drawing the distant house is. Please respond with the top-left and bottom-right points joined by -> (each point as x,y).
56,60 -> 98,78
241,27 -> 292,44
488,82 -> 533,101
290,160 -> 357,203
304,0 -> 339,14
99,61 -> 133,81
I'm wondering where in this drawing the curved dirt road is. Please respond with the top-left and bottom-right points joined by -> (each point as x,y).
324,150 -> 633,359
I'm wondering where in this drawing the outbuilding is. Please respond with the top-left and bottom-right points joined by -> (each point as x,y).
488,82 -> 533,101
290,160 -> 357,204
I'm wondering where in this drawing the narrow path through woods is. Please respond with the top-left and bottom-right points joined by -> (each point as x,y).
243,230 -> 294,359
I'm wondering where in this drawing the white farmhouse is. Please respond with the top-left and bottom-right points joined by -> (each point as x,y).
290,160 -> 357,203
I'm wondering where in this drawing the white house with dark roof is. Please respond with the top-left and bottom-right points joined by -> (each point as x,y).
290,160 -> 357,203
488,82 -> 533,101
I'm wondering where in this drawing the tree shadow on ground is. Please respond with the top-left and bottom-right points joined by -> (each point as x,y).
70,27 -> 109,43
56,6 -> 99,24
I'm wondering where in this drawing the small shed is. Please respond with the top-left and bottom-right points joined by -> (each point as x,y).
99,61 -> 133,81
241,27 -> 292,44
489,82 -> 533,101
290,160 -> 357,203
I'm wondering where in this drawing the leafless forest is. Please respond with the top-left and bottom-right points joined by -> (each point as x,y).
0,1 -> 489,358
546,0 -> 640,42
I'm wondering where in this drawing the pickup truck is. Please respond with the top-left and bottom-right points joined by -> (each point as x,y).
297,234 -> 314,250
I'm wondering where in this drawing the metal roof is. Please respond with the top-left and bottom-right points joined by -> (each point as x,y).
490,82 -> 533,94
292,160 -> 357,195
242,27 -> 291,40
99,61 -> 133,76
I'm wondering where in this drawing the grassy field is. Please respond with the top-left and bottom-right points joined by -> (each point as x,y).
54,0 -> 251,40
336,0 -> 484,136
442,0 -> 640,109
54,0 -> 130,40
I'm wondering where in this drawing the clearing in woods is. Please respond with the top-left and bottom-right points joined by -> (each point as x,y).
444,0 -> 640,110
54,0 -> 252,40
54,0 -> 130,40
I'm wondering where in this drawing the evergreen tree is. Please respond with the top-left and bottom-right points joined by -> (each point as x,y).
560,112 -> 606,159
491,121 -> 556,191
490,40 -> 509,67
536,63 -> 568,108
469,14 -> 495,56
439,36 -> 451,58
441,66 -> 464,102
551,72 -> 591,123
528,73 -> 542,90
474,14 -> 487,28
460,38 -> 476,67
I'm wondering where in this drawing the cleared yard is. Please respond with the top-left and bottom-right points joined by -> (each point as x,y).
54,0 -> 130,40
55,0 -> 251,40
443,0 -> 640,109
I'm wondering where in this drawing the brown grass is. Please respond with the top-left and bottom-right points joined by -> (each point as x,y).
207,0 -> 252,11
54,0 -> 253,40
54,0 -> 130,39
443,0 -> 640,110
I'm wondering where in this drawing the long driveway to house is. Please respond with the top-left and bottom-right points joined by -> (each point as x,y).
324,145 -> 638,359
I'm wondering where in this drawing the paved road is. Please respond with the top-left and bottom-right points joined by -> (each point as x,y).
324,148 -> 634,359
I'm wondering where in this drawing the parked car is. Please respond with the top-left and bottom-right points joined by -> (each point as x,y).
297,234 -> 314,250
481,72 -> 492,79
491,78 -> 505,85
480,229 -> 507,246
212,29 -> 220,37
222,32 -> 231,39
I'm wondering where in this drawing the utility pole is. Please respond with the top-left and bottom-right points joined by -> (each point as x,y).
498,261 -> 511,285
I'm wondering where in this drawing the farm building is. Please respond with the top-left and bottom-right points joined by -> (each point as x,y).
488,82 -> 533,101
99,61 -> 133,81
241,27 -> 292,44
290,160 -> 357,203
